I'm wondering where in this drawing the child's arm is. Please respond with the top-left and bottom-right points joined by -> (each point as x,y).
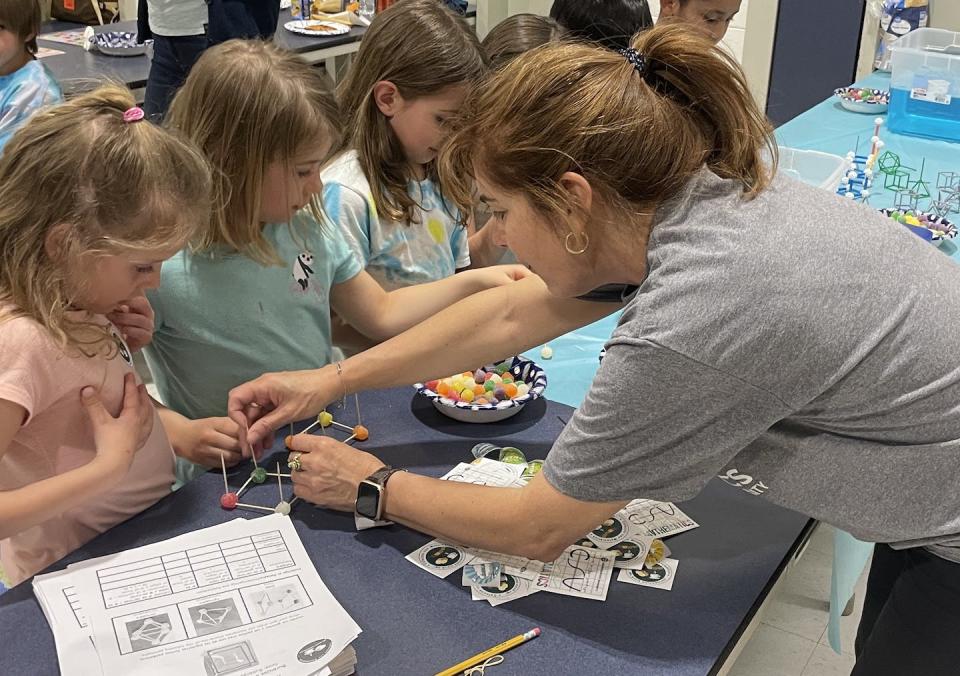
329,265 -> 532,342
0,374 -> 152,541
153,405 -> 246,468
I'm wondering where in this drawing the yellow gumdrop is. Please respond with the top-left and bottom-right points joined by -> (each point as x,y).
319,411 -> 334,427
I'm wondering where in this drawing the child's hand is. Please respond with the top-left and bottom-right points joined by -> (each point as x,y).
81,373 -> 154,474
479,264 -> 535,285
107,295 -> 155,351
171,416 -> 246,469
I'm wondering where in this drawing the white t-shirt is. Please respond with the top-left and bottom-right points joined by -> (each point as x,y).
147,0 -> 208,37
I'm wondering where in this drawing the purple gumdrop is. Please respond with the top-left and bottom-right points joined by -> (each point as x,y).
487,396 -> 499,404
494,387 -> 507,399
474,369 -> 486,382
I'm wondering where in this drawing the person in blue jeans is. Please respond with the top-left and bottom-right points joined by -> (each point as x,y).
137,0 -> 280,120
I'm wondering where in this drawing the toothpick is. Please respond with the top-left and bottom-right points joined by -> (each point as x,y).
354,393 -> 361,426
236,476 -> 253,498
277,463 -> 283,502
302,419 -> 320,435
289,496 -> 300,508
220,453 -> 229,494
235,503 -> 275,513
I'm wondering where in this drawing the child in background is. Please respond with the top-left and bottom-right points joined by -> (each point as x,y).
0,86 -> 212,586
549,0 -> 652,51
656,0 -> 742,43
0,0 -> 62,152
323,0 -> 488,287
481,13 -> 566,70
469,14 -> 568,265
146,40 -> 528,484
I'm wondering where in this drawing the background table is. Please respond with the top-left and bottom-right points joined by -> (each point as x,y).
0,387 -> 810,675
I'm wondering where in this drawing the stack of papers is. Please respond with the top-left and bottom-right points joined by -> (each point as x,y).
405,458 -> 698,602
34,515 -> 360,676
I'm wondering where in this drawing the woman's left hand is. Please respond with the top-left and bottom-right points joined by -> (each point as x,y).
286,434 -> 385,511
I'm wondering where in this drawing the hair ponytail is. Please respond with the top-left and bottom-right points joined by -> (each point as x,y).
438,23 -> 776,232
631,24 -> 775,198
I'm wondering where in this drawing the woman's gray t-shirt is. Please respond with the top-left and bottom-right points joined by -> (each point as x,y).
543,170 -> 960,561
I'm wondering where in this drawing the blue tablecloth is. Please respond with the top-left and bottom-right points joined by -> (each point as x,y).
0,387 -> 811,675
777,69 -> 960,652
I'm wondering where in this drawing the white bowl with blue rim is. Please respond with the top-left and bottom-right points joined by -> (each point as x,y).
88,30 -> 147,57
414,356 -> 547,423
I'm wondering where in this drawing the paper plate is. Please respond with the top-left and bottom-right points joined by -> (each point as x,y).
834,87 -> 890,114
283,20 -> 350,37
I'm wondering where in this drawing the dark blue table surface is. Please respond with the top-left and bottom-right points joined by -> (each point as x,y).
0,387 -> 810,675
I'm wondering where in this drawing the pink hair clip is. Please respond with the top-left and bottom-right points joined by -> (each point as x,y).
122,106 -> 145,123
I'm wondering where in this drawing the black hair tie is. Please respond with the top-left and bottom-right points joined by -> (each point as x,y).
619,48 -> 647,76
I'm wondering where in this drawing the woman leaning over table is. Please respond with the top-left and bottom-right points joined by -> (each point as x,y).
229,25 -> 960,675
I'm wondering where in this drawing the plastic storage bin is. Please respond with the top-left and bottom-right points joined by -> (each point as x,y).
888,28 -> 960,143
777,146 -> 847,192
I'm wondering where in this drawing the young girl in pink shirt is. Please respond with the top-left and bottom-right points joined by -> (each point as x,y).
0,85 -> 212,586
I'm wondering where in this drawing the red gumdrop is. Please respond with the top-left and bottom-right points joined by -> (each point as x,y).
220,493 -> 238,510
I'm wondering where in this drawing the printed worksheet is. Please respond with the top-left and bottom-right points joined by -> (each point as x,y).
70,515 -> 360,675
33,568 -> 101,675
534,546 -> 617,602
620,499 -> 699,539
440,458 -> 526,488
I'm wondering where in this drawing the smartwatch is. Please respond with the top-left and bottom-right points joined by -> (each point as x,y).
355,466 -> 405,522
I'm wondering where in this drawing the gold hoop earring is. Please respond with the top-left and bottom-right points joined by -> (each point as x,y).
564,231 -> 589,255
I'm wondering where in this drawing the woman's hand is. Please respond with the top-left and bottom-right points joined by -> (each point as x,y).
286,434 -> 384,511
81,372 -> 154,474
107,295 -> 155,351
228,367 -> 338,447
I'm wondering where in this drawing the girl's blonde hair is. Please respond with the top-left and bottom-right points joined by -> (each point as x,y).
0,84 -> 211,357
337,0 -> 486,223
439,24 -> 776,233
481,14 -> 566,70
166,40 -> 342,266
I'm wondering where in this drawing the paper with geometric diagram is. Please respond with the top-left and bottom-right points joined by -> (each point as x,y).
63,515 -> 359,675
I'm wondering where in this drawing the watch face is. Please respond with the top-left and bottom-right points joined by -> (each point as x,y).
356,481 -> 380,520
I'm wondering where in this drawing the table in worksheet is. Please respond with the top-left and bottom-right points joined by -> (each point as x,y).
94,530 -> 295,609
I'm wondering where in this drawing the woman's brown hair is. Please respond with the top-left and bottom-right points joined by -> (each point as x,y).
439,23 -> 776,233
0,84 -> 212,357
166,40 -> 342,266
336,0 -> 486,223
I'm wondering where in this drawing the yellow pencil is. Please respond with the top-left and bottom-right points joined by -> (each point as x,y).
435,627 -> 541,676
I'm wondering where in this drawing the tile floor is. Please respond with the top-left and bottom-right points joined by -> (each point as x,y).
727,523 -> 871,676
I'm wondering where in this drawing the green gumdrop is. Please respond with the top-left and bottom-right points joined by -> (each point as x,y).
495,362 -> 510,374
499,447 -> 527,465
251,466 -> 268,484
484,380 -> 496,392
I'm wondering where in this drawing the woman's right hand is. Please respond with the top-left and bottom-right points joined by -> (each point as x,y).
81,372 -> 153,474
228,367 -> 338,447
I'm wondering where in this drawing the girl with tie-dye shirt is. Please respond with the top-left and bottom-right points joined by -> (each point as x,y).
321,0 -> 487,290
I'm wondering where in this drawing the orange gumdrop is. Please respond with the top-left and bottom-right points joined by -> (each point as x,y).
353,425 -> 369,441
473,384 -> 486,396
504,383 -> 519,398
437,382 -> 451,396
462,371 -> 473,379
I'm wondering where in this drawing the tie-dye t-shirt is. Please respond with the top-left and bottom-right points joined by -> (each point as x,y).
321,150 -> 470,290
0,60 -> 62,152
